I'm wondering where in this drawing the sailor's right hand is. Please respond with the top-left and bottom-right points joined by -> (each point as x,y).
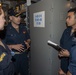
58,49 -> 70,57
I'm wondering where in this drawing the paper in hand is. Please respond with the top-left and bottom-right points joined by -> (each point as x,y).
47,40 -> 62,51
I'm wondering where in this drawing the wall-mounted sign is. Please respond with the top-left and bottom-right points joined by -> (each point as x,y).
34,11 -> 45,27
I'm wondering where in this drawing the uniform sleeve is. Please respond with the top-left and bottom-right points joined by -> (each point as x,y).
23,25 -> 30,40
0,46 -> 11,70
60,27 -> 71,48
60,30 -> 65,48
26,31 -> 30,40
70,46 -> 76,64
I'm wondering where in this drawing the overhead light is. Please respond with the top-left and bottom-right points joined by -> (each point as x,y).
0,1 -> 2,8
27,0 -> 31,6
0,3 -> 1,7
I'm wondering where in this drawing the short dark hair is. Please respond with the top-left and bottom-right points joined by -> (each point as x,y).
68,7 -> 76,18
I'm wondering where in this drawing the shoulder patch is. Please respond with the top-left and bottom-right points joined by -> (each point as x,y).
0,53 -> 6,62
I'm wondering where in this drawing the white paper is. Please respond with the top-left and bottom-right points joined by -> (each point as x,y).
34,11 -> 45,27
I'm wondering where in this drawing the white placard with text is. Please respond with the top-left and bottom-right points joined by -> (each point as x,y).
34,11 -> 45,27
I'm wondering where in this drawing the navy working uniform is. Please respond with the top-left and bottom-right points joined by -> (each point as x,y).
4,23 -> 30,75
0,40 -> 14,75
60,26 -> 75,73
68,31 -> 76,75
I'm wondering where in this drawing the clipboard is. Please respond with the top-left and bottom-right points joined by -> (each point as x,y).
47,40 -> 63,51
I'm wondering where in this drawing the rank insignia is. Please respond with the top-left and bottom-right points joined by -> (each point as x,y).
0,53 -> 6,62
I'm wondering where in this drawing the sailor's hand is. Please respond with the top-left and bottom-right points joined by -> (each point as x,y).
58,49 -> 70,57
9,44 -> 24,52
24,41 -> 30,50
